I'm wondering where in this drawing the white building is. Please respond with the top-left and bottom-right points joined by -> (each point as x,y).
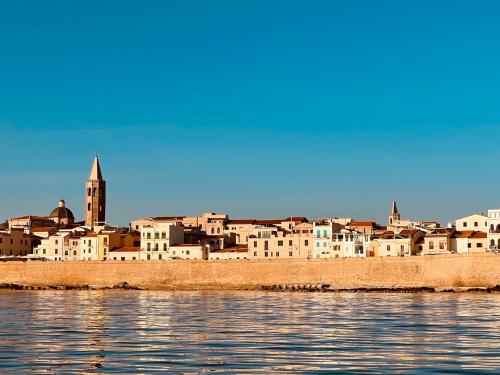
332,230 -> 371,258
487,209 -> 500,251
140,220 -> 185,260
312,221 -> 335,259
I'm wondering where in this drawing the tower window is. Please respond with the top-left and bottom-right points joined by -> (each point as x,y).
87,203 -> 91,211
88,188 -> 91,196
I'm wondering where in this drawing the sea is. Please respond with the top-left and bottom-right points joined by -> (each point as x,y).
0,290 -> 499,374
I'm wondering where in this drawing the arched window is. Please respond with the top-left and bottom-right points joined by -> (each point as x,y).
217,227 -> 221,234
87,188 -> 91,196
87,202 -> 91,211
211,228 -> 215,234
491,224 -> 494,231
491,239 -> 495,247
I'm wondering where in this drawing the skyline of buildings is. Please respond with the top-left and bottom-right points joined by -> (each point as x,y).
0,155 -> 499,261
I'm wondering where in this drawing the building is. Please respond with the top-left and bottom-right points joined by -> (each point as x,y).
0,228 -> 32,257
85,155 -> 106,227
452,231 -> 487,254
420,228 -> 455,255
455,213 -> 488,232
49,199 -> 75,226
33,231 -> 71,260
332,229 -> 371,258
312,220 -> 336,259
109,247 -> 141,261
373,229 -> 424,257
8,215 -> 55,231
209,245 -> 249,260
140,220 -> 184,260
224,219 -> 256,245
487,209 -> 500,251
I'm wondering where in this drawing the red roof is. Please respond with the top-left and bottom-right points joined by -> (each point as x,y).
228,219 -> 256,225
349,221 -> 375,227
454,231 -> 487,239
254,219 -> 283,225
110,246 -> 140,252
211,245 -> 248,253
31,227 -> 57,233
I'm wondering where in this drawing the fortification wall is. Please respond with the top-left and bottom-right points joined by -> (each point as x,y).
0,253 -> 499,290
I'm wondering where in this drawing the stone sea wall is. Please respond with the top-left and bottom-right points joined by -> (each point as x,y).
0,253 -> 499,290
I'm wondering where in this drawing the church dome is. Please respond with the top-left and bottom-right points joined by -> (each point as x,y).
49,199 -> 75,223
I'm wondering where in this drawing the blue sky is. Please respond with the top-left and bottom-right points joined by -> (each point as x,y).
1,0 -> 500,226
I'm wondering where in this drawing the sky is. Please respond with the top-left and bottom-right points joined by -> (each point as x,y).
1,0 -> 500,226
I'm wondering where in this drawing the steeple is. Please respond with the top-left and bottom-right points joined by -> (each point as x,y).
388,200 -> 401,226
85,155 -> 106,227
89,154 -> 103,180
391,200 -> 398,215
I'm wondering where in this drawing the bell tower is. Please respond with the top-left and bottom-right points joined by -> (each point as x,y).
388,200 -> 400,226
85,155 -> 106,227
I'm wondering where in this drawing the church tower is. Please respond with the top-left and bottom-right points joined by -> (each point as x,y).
85,155 -> 106,227
388,200 -> 400,226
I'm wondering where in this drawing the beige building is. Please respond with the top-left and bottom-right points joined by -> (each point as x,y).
455,213 -> 488,232
0,228 -> 32,257
420,229 -> 455,255
170,244 -> 208,260
373,229 -> 424,257
224,220 -> 256,245
248,224 -> 311,259
85,155 -> 106,227
452,231 -> 487,254
110,247 -> 141,261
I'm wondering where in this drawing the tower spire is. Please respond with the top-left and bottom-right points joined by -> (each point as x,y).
89,155 -> 103,180
391,200 -> 398,215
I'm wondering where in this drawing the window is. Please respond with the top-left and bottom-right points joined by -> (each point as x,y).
217,227 -> 220,234
163,243 -> 167,251
278,240 -> 283,246
65,251 -> 68,256
429,241 -> 434,250
147,254 -> 151,260
289,240 -> 293,246
463,222 -> 467,227
73,250 -> 76,255
147,243 -> 151,251
121,257 -> 125,261
253,241 -> 257,247
264,240 -> 269,250
304,240 -> 309,246
468,243 -> 472,248
87,202 -> 91,211
147,232 -> 151,239
400,245 -> 404,251
323,242 -> 327,247
159,254 -> 162,260
264,251 -> 268,257
316,242 -> 320,247
103,238 -> 108,245
162,232 -> 166,239
474,222 -> 478,227
211,228 -> 215,234
155,243 -> 159,251
253,251 -> 257,256
477,243 -> 483,248
316,230 -> 320,238
323,230 -> 328,238
155,232 -> 159,239
289,251 -> 292,256
276,252 -> 279,257
186,250 -> 190,255
88,188 -> 91,196
132,257 -> 136,260
386,245 -> 390,251
439,242 -> 444,250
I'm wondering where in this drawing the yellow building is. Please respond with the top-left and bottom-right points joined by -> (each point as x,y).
0,228 -> 32,257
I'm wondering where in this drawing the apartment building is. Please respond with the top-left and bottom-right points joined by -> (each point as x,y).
452,231 -> 487,254
0,228 -> 32,257
140,220 -> 184,260
209,245 -> 249,260
248,225 -> 312,259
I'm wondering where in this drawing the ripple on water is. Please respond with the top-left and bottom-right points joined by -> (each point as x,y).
0,291 -> 499,374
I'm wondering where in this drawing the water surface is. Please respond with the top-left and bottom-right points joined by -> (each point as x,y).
0,291 -> 499,374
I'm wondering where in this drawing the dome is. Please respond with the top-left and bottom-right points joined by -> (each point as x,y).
49,199 -> 75,223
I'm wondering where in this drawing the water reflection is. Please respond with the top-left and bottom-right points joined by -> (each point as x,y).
0,291 -> 498,373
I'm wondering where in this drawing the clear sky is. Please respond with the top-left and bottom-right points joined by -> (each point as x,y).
1,0 -> 500,226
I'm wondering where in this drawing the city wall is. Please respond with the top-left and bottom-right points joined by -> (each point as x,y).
0,253 -> 499,290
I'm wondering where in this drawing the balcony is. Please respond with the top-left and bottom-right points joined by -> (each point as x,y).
489,229 -> 500,234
